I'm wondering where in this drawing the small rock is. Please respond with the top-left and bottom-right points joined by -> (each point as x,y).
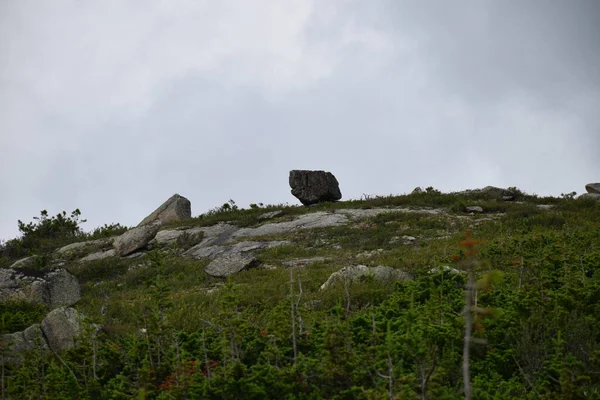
536,204 -> 554,210
289,170 -> 342,206
401,235 -> 417,244
125,252 -> 146,260
320,265 -> 411,290
281,257 -> 328,267
356,249 -> 385,259
429,266 -> 465,275
466,206 -> 484,213
258,210 -> 283,220
138,194 -> 192,227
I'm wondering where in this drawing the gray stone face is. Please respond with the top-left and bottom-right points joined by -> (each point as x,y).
289,170 -> 342,205
320,265 -> 412,290
41,307 -> 81,352
0,268 -> 80,309
79,249 -> 117,262
231,212 -> 348,239
45,269 -> 81,309
8,256 -> 39,269
113,222 -> 161,256
204,252 -> 259,278
466,206 -> 484,213
56,238 -> 114,256
138,194 -> 192,227
579,193 -> 600,202
1,324 -> 47,363
585,183 -> 600,195
258,210 -> 283,220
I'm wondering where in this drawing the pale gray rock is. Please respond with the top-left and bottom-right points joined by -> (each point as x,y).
466,206 -> 484,213
113,222 -> 161,256
585,183 -> 600,194
320,265 -> 411,290
258,210 -> 284,220
231,212 -> 348,239
289,170 -> 342,205
578,193 -> 600,202
138,194 -> 191,227
429,266 -> 465,274
536,204 -> 555,210
8,256 -> 39,269
0,268 -> 79,309
281,257 -> 329,267
1,324 -> 47,363
204,252 -> 259,278
79,249 -> 117,262
56,238 -> 113,255
356,249 -> 385,259
188,240 -> 289,260
153,227 -> 205,246
41,307 -> 82,352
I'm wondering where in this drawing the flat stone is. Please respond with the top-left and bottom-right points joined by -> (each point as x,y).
281,257 -> 329,267
536,204 -> 555,210
204,252 -> 259,278
320,265 -> 411,290
79,249 -> 117,262
466,206 -> 484,213
231,212 -> 348,239
258,210 -> 284,220
113,222 -> 161,256
56,238 -> 113,255
8,256 -> 39,269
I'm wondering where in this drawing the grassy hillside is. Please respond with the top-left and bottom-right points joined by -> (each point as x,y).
1,189 -> 600,399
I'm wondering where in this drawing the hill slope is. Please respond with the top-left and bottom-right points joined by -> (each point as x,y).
1,189 -> 600,399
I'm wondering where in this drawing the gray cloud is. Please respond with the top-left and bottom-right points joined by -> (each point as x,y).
1,0 -> 598,240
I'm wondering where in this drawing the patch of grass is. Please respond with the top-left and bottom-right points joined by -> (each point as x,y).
0,301 -> 47,334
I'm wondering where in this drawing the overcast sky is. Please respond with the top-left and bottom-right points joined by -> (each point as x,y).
1,0 -> 599,240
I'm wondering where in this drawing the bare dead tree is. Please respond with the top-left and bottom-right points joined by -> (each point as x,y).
290,268 -> 298,365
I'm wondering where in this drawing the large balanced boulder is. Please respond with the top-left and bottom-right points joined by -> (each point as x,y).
113,222 -> 161,256
0,268 -> 80,309
138,194 -> 191,227
585,183 -> 600,195
289,170 -> 342,206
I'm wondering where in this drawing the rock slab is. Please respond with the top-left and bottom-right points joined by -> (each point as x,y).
138,194 -> 192,227
320,265 -> 411,290
0,268 -> 80,309
289,170 -> 342,205
585,183 -> 600,195
113,222 -> 161,256
41,307 -> 82,352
